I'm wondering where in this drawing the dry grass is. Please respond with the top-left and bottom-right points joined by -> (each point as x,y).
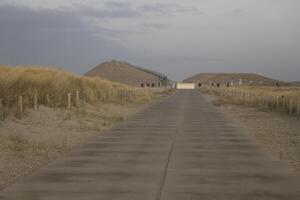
0,65 -> 162,119
202,86 -> 300,116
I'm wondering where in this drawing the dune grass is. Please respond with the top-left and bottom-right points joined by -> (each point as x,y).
202,86 -> 300,116
0,65 -> 159,118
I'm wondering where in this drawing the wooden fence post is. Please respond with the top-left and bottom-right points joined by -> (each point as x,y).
82,91 -> 86,104
19,96 -> 23,118
108,90 -> 111,101
112,90 -> 115,101
282,97 -> 286,111
56,96 -> 61,108
34,93 -> 38,111
297,98 -> 300,117
289,99 -> 293,115
67,93 -> 71,110
0,98 -> 4,120
76,90 -> 79,107
46,94 -> 50,106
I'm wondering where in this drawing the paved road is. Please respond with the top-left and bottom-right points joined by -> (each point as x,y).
0,90 -> 299,200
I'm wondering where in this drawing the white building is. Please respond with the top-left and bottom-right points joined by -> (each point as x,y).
176,83 -> 196,90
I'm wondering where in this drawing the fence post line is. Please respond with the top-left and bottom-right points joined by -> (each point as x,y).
34,93 -> 38,111
82,91 -> 86,104
91,90 -> 95,103
271,96 -> 273,109
97,91 -> 100,102
57,96 -> 61,108
19,96 -> 23,118
289,99 -> 293,115
67,93 -> 71,110
76,90 -> 80,107
297,98 -> 300,117
0,98 -> 4,120
46,94 -> 50,106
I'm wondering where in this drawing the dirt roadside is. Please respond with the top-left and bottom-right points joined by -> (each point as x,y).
203,94 -> 300,174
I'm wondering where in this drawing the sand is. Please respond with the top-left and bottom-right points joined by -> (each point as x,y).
204,94 -> 300,174
0,103 -> 146,190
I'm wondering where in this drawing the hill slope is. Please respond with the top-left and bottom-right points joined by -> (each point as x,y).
183,73 -> 288,86
0,65 -> 154,110
85,60 -> 167,87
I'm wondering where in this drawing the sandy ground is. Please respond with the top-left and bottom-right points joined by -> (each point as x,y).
0,102 -> 149,190
203,94 -> 300,174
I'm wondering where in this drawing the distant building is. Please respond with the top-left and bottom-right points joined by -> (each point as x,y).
230,80 -> 234,86
85,60 -> 168,87
176,83 -> 195,90
239,79 -> 243,86
183,73 -> 289,86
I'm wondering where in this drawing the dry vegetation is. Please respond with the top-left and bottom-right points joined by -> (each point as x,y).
0,65 -> 171,190
202,87 -> 300,173
0,65 -> 159,119
202,86 -> 300,117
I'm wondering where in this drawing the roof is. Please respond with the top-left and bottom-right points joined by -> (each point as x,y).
85,60 -> 167,86
183,73 -> 289,86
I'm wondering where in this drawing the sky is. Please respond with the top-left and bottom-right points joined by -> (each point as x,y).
0,0 -> 299,81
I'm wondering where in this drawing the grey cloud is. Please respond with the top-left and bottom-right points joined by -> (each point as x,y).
104,1 -> 132,9
0,1 -> 299,82
0,5 -> 129,73
0,5 -> 80,31
77,2 -> 201,20
139,3 -> 201,15
141,23 -> 171,29
78,5 -> 141,19
0,5 -> 129,35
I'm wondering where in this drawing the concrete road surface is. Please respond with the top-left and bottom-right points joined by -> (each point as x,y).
0,90 -> 299,200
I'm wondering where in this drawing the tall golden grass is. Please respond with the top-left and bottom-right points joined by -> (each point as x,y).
202,86 -> 300,116
0,65 -> 157,115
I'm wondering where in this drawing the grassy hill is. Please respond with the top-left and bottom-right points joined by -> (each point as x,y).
183,73 -> 289,86
0,65 -> 155,116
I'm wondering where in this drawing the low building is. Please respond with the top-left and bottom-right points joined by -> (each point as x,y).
183,73 -> 289,87
176,83 -> 195,90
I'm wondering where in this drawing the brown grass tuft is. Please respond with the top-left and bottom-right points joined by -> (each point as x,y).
202,86 -> 300,116
0,65 -> 166,118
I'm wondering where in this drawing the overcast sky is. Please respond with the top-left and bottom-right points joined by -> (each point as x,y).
0,0 -> 299,81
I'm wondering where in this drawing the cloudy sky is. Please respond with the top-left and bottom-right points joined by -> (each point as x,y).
0,0 -> 299,81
